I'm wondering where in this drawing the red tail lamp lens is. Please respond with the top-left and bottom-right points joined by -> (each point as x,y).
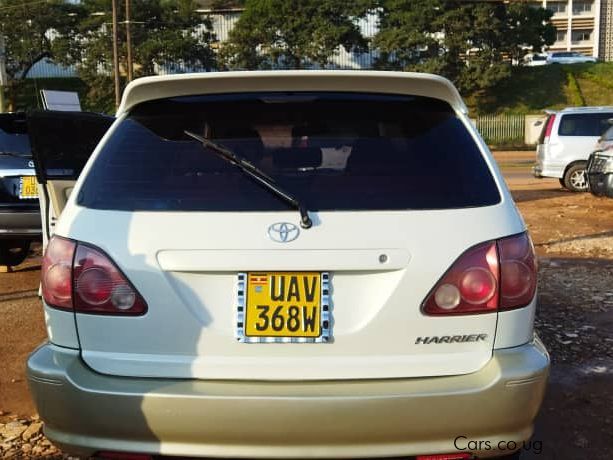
498,233 -> 537,309
459,267 -> 497,304
543,114 -> 556,143
423,233 -> 537,316
73,244 -> 147,315
76,267 -> 113,305
41,236 -> 76,310
95,452 -> 153,460
423,242 -> 499,315
416,454 -> 472,460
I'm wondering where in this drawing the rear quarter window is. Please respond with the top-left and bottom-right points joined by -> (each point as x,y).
558,113 -> 613,137
77,92 -> 501,212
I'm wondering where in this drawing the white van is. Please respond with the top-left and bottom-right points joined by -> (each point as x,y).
534,106 -> 613,191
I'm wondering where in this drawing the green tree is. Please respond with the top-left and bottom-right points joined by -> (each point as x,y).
374,0 -> 555,94
52,0 -> 216,113
504,1 -> 556,64
221,0 -> 375,69
0,0 -> 80,80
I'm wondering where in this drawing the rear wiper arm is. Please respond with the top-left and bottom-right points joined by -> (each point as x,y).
184,130 -> 313,229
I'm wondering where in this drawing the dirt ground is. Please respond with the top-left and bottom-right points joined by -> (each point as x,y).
1,151 -> 612,459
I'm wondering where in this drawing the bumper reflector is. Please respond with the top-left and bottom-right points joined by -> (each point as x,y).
416,454 -> 472,460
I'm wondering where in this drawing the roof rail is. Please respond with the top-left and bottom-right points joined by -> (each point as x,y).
561,106 -> 613,112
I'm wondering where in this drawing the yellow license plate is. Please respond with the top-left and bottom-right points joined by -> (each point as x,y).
19,176 -> 38,199
238,272 -> 331,343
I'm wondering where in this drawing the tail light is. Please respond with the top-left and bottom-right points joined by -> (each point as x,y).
498,233 -> 537,309
41,236 -> 147,315
41,236 -> 76,310
423,233 -> 536,315
543,114 -> 556,144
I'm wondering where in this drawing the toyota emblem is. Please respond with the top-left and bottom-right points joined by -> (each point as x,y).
268,222 -> 299,243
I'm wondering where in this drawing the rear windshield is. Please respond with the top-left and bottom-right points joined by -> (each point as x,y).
558,113 -> 613,137
0,114 -> 30,157
77,92 -> 500,211
0,129 -> 30,156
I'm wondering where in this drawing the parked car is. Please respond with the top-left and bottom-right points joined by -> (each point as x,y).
587,122 -> 613,197
27,71 -> 548,460
593,119 -> 613,152
524,53 -> 548,66
0,113 -> 41,267
534,106 -> 613,191
546,51 -> 597,64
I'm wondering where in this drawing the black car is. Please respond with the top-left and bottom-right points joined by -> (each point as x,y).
0,113 -> 41,266
587,124 -> 613,198
587,150 -> 613,198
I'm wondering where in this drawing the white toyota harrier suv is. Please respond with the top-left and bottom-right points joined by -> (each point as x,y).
27,71 -> 549,460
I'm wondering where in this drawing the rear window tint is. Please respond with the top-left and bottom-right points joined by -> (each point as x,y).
0,129 -> 30,156
558,113 -> 613,137
77,92 -> 500,212
0,114 -> 30,156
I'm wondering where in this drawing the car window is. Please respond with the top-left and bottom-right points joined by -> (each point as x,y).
77,92 -> 500,212
558,113 -> 613,137
0,129 -> 30,156
0,114 -> 31,157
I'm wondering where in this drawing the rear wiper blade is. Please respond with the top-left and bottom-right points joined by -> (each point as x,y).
184,130 -> 313,229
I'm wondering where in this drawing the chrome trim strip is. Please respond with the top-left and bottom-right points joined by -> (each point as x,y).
0,169 -> 36,178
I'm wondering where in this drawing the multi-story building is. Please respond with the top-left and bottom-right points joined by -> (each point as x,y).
600,0 -> 613,60
534,0 -> 611,59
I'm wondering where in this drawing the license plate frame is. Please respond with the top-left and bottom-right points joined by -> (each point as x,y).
19,176 -> 38,199
236,272 -> 331,343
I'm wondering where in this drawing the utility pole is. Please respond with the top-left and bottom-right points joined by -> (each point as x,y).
111,0 -> 121,109
125,0 -> 133,82
0,36 -> 7,113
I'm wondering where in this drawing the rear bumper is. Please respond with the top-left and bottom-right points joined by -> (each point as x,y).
533,159 -> 563,179
27,339 -> 549,459
0,209 -> 41,239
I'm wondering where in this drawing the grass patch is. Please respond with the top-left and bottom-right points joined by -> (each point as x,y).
575,77 -> 613,106
565,70 -> 585,107
467,62 -> 613,116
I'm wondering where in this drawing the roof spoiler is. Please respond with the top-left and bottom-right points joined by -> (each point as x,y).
117,71 -> 469,116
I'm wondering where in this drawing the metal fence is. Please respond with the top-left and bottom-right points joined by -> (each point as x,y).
475,114 -> 526,145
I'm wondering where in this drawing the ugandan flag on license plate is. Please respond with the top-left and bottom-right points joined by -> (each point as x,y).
249,274 -> 268,285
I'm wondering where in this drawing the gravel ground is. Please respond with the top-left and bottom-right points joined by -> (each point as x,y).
536,258 -> 613,366
0,415 -> 73,459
